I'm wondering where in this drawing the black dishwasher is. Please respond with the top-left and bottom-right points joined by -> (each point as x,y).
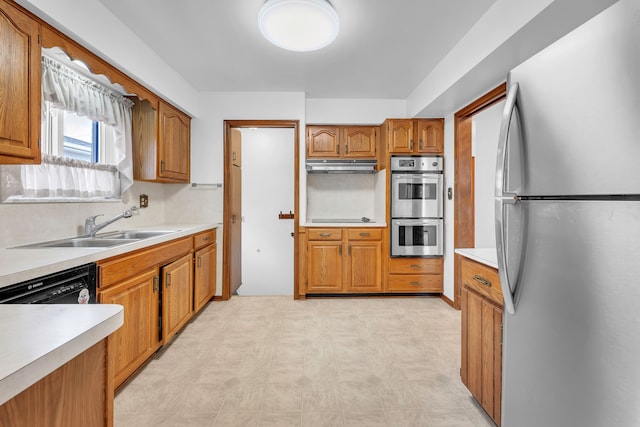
0,263 -> 97,304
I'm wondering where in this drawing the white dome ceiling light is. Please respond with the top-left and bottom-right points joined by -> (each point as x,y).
258,0 -> 340,52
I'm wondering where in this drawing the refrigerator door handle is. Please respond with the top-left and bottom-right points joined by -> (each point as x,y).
495,82 -> 519,199
496,82 -> 521,315
496,198 -> 517,314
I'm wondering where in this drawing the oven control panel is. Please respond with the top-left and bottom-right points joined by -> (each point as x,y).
391,156 -> 442,172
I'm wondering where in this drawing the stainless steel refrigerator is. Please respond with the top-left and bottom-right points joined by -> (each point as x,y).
495,1 -> 640,425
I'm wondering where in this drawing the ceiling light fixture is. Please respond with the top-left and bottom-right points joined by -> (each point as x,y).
258,0 -> 340,52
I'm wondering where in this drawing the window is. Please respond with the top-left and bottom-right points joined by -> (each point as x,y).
62,111 -> 98,162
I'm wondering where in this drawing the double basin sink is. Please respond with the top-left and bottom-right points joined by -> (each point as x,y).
14,230 -> 179,249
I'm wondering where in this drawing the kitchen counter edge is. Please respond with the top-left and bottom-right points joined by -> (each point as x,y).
0,223 -> 219,288
0,304 -> 124,406
455,248 -> 499,269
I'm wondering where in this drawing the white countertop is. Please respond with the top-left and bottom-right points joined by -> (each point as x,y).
455,248 -> 499,269
0,223 -> 218,288
0,304 -> 124,405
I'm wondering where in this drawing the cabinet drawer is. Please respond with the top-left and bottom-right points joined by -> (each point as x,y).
194,229 -> 216,250
308,228 -> 343,240
389,257 -> 442,274
98,237 -> 193,288
461,257 -> 503,306
388,274 -> 442,292
346,228 -> 382,241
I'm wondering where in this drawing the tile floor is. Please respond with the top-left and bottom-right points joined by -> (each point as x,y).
115,296 -> 495,426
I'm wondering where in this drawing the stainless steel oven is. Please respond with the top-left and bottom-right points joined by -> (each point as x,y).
390,155 -> 444,257
391,173 -> 443,218
391,219 -> 443,257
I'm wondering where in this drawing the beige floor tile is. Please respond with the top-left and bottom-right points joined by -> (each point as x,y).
384,409 -> 432,427
263,383 -> 303,411
339,381 -> 384,412
302,382 -> 342,412
115,297 -> 492,427
343,410 -> 388,427
258,411 -> 302,426
213,411 -> 260,427
375,381 -> 422,410
302,411 -> 345,427
219,383 -> 266,412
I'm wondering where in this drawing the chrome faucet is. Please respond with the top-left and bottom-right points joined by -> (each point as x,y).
84,207 -> 136,237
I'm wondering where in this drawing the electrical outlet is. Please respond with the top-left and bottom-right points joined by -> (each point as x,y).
139,194 -> 149,208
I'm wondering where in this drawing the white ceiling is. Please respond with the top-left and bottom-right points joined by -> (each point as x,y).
97,0 -> 497,99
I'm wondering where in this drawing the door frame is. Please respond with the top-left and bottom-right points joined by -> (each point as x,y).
453,83 -> 506,309
222,120 -> 300,300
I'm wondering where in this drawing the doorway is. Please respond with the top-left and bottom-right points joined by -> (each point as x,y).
222,120 -> 300,300
453,83 -> 506,308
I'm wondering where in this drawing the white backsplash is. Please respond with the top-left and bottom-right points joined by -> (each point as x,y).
164,183 -> 223,224
306,174 -> 380,221
0,181 -> 167,248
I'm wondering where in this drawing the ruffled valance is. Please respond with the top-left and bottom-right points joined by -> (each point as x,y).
41,55 -> 134,195
21,154 -> 120,199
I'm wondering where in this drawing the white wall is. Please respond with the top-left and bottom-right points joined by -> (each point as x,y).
408,0 -> 618,117
473,100 -> 505,248
239,128 -> 295,296
442,114 -> 456,300
306,99 -> 406,124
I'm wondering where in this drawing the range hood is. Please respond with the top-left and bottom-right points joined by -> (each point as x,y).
305,159 -> 377,174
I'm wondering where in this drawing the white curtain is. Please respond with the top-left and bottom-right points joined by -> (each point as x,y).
21,154 -> 120,199
40,56 -> 134,196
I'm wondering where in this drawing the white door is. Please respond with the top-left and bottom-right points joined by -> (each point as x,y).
239,128 -> 295,295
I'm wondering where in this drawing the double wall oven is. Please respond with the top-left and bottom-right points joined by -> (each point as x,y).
390,156 -> 444,257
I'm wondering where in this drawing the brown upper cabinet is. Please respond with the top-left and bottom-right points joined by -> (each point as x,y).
132,98 -> 191,183
0,0 -> 192,178
307,125 -> 378,159
384,118 -> 444,154
0,0 -> 41,164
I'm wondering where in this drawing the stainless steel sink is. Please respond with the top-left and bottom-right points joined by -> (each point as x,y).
12,237 -> 139,249
10,229 -> 179,249
96,230 -> 177,240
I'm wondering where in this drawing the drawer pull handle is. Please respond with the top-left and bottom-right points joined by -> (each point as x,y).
166,272 -> 171,287
203,237 -> 210,241
359,232 -> 370,237
473,275 -> 492,287
410,281 -> 422,285
320,233 -> 331,237
410,264 -> 421,269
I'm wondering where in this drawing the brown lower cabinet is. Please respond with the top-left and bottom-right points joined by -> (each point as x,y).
460,256 -> 503,426
97,229 -> 216,390
0,340 -> 109,427
304,227 -> 383,294
387,257 -> 443,293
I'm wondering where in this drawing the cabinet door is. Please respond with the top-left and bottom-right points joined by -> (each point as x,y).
0,0 -> 41,164
194,243 -> 216,313
99,269 -> 160,388
307,126 -> 340,158
461,286 -> 503,426
158,101 -> 190,182
342,126 -> 377,158
416,119 -> 444,154
307,241 -> 343,292
346,241 -> 382,292
387,120 -> 414,153
131,98 -> 158,181
162,253 -> 193,344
